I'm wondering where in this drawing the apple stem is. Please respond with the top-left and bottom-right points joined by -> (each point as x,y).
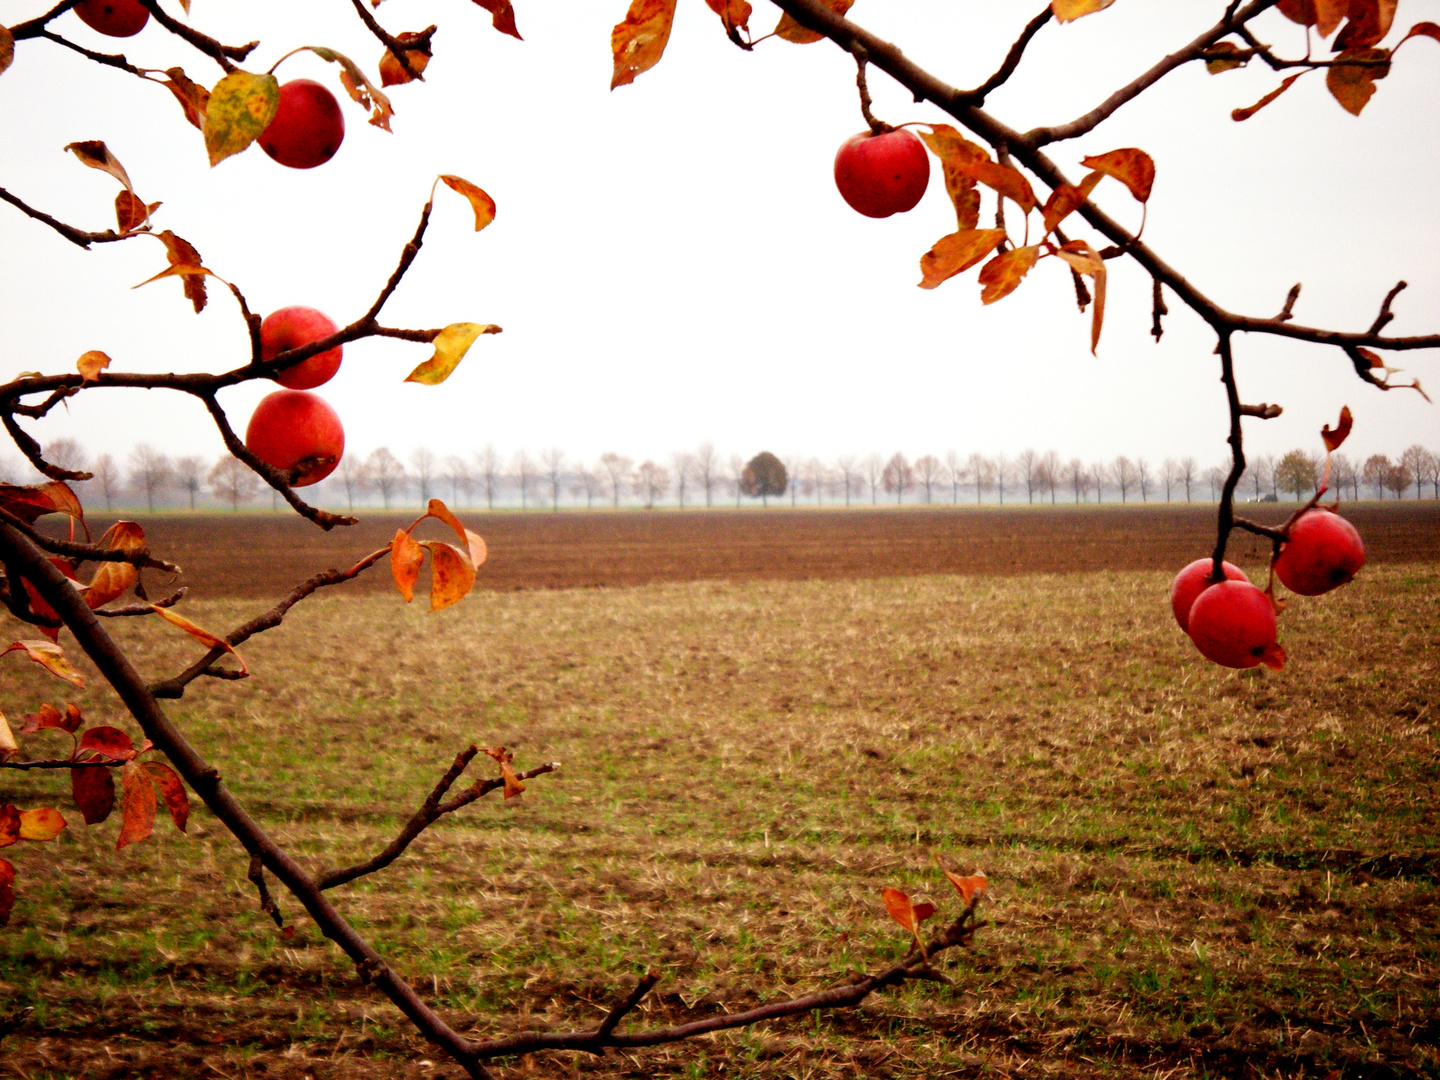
850,49 -> 893,135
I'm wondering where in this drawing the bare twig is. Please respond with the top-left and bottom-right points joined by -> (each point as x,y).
96,587 -> 187,617
0,758 -> 125,771
248,855 -> 287,930
1238,403 -> 1282,419
1276,283 -> 1301,323
0,507 -> 180,573
346,0 -> 432,83
1151,278 -> 1168,342
0,187 -> 129,250
36,29 -> 146,75
956,6 -> 1053,107
133,0 -> 257,72
1368,281 -> 1407,336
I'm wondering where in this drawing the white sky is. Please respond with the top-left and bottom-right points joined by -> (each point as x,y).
2,0 -> 1437,476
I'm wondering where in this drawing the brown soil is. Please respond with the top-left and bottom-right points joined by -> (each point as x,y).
78,501 -> 1440,600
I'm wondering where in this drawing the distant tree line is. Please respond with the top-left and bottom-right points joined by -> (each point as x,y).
21,439 -> 1440,512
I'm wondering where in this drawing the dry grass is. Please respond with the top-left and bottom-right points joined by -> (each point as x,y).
1,563 -> 1437,1078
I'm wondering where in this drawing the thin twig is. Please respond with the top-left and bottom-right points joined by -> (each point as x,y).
346,0 -> 432,83
1368,281 -> 1407,336
955,6 -> 1053,107
0,187 -> 128,250
248,855 -> 286,930
596,972 -> 661,1040
133,0 -> 257,72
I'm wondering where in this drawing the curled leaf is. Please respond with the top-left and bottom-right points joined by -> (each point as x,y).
2,641 -> 84,687
881,887 -> 936,941
1041,170 -> 1102,234
472,0 -> 522,39
1315,0 -> 1351,38
139,230 -> 210,314
0,805 -> 18,846
203,70 -> 280,167
64,140 -> 135,194
1079,148 -> 1155,203
0,712 -> 15,758
1334,0 -> 1398,49
150,605 -> 247,675
0,857 -> 13,925
0,25 -> 13,78
918,228 -> 1006,290
1398,22 -> 1440,48
0,481 -> 81,523
611,0 -> 678,89
391,528 -> 424,602
942,868 -> 989,906
1321,405 -> 1354,451
159,67 -> 210,129
405,323 -> 501,385
1232,73 -> 1303,121
1052,0 -> 1116,21
77,350 -> 112,383
117,760 -> 156,850
1055,240 -> 1107,353
115,191 -> 160,233
482,746 -> 527,799
305,46 -> 395,131
704,0 -> 752,36
378,31 -> 432,86
19,807 -> 66,842
439,175 -> 497,231
978,245 -> 1040,305
963,159 -> 1036,214
422,541 -> 477,611
1326,48 -> 1390,115
774,0 -> 853,42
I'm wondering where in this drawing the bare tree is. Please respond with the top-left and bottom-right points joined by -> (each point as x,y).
540,448 -> 566,511
128,443 -> 172,512
43,438 -> 88,474
443,456 -> 471,507
599,452 -> 633,509
1161,458 -> 1180,502
337,453 -> 369,511
1420,449 -> 1440,498
993,452 -> 1011,505
575,465 -> 604,508
208,456 -> 259,511
1399,445 -> 1431,498
91,453 -> 121,511
804,458 -> 828,505
912,454 -> 942,504
174,455 -> 207,510
1179,456 -> 1197,502
782,454 -> 803,507
1262,452 -> 1280,499
1110,456 -> 1137,503
967,452 -> 993,504
863,452 -> 884,506
693,443 -> 719,507
411,447 -> 436,505
945,450 -> 965,504
634,460 -> 670,509
475,444 -> 502,510
727,454 -> 746,508
1039,450 -> 1061,504
1090,461 -> 1110,503
512,450 -> 535,510
367,448 -> 406,509
1206,463 -> 1229,502
671,451 -> 695,509
1062,458 -> 1088,503
1362,453 -> 1392,499
1244,456 -> 1270,502
835,456 -> 861,507
1332,452 -> 1360,501
1135,457 -> 1152,503
881,453 -> 914,505
1016,448 -> 1040,503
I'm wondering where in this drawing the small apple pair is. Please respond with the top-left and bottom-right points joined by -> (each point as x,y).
244,307 -> 346,487
1171,510 -> 1365,670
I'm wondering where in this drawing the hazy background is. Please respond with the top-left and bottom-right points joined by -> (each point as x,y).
1,0 -> 1437,475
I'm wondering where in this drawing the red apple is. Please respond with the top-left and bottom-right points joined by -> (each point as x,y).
258,80 -> 345,170
244,390 -> 344,487
261,306 -> 343,389
1187,580 -> 1285,671
1273,508 -> 1365,596
74,0 -> 149,37
833,129 -> 930,219
1170,557 -> 1249,633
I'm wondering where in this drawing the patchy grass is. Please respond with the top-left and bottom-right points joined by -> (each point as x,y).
1,564 -> 1437,1078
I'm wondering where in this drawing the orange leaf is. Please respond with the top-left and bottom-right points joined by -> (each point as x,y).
704,0 -> 752,35
963,159 -> 1036,214
117,760 -> 156,850
882,886 -> 926,935
143,762 -> 189,832
1051,0 -> 1116,21
154,230 -> 209,314
40,481 -> 83,520
1334,0 -> 1398,49
421,541 -> 477,611
1079,148 -> 1155,203
0,856 -> 14,926
1315,0 -> 1350,37
1055,240 -> 1107,353
918,228 -> 1007,290
1321,405 -> 1354,451
150,605 -> 247,676
978,245 -> 1040,305
71,764 -> 116,825
482,746 -> 526,799
1326,48 -> 1390,115
0,712 -> 14,759
774,0 -> 854,43
1204,41 -> 1248,74
86,521 -> 147,604
100,520 -> 147,554
77,350 -> 112,383
439,175 -> 497,232
1398,21 -> 1440,47
378,32 -> 432,87
18,807 -> 66,842
2,641 -> 84,687
79,725 -> 138,761
611,0 -> 677,89
919,125 -> 988,229
1278,0 -> 1317,25
115,191 -> 159,233
159,66 -> 209,129
63,140 -> 135,193
391,528 -> 424,602
423,498 -> 482,558
1041,170 -> 1102,234
1232,73 -> 1303,121
942,869 -> 989,906
464,529 -> 489,570
472,0 -> 522,40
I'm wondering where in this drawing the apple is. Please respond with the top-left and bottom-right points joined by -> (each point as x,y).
74,0 -> 149,37
244,390 -> 344,487
833,129 -> 930,219
261,306 -> 343,390
258,80 -> 345,170
1187,580 -> 1285,670
1273,508 -> 1365,596
1170,557 -> 1249,633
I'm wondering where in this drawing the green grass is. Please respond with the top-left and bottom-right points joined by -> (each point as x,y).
0,565 -> 1437,1078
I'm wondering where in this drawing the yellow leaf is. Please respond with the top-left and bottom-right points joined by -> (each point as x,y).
404,323 -> 501,385
18,808 -> 66,842
918,228 -> 1006,290
0,26 -> 15,78
77,351 -> 112,383
978,245 -> 1039,304
439,175 -> 497,232
150,606 -> 247,676
1052,0 -> 1116,21
611,0 -> 678,89
203,70 -> 280,167
0,711 -> 15,758
421,541 -> 477,611
1326,48 -> 1390,116
391,528 -> 424,602
774,0 -> 854,43
2,641 -> 85,688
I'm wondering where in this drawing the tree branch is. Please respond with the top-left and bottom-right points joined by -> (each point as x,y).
0,186 -> 129,250
346,0 -> 432,83
133,0 -> 256,72
955,6 -> 1052,107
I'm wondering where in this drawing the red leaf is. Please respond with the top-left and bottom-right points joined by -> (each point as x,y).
19,703 -> 63,734
912,901 -> 937,922
703,0 -> 751,35
72,765 -> 117,825
1321,405 -> 1354,451
79,726 -> 137,761
1278,0 -> 1317,25
62,702 -> 84,733
471,0 -> 522,40
0,857 -> 13,926
117,761 -> 156,850
1334,0 -> 1398,50
1398,21 -> 1440,47
0,804 -> 19,848
143,762 -> 190,832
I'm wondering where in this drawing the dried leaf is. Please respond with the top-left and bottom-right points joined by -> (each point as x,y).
774,0 -> 854,43
1079,148 -> 1155,203
203,70 -> 280,167
1041,170 -> 1102,234
1315,0 -> 1350,37
1052,0 -> 1116,21
1326,48 -> 1390,115
472,0 -> 522,39
0,482 -> 77,523
422,541 -> 477,611
148,230 -> 209,313
79,725 -> 138,761
704,0 -> 752,35
115,191 -> 160,233
0,856 -> 14,926
391,528 -> 424,602
1232,73 -> 1303,121
1321,405 -> 1354,451
978,245 -> 1040,305
101,520 -> 147,554
64,703 -> 83,731
378,31 -> 432,86
919,125 -> 988,229
1398,21 -> 1440,47
150,605 -> 247,675
439,175 -> 497,232
63,140 -> 135,193
941,868 -> 989,906
305,47 -> 395,131
40,482 -> 83,520
71,764 -> 116,825
1278,0 -> 1317,25
0,712 -> 14,758
19,807 -> 66,842
1055,240 -> 1107,353
117,760 -> 156,850
464,529 -> 489,570
404,323 -> 501,385
160,67 -> 210,129
1204,41 -> 1248,74
0,25 -> 14,78
1357,346 -> 1385,369
2,641 -> 84,687
0,805 -> 18,847
77,350 -> 112,382
1334,0 -> 1398,49
143,762 -> 189,832
84,561 -> 138,609
918,228 -> 1007,290
482,746 -> 526,799
881,886 -> 935,937
20,703 -> 63,734
611,0 -> 678,89
962,159 -> 1036,214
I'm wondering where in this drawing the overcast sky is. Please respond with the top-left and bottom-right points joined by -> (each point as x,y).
2,0 -> 1437,477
